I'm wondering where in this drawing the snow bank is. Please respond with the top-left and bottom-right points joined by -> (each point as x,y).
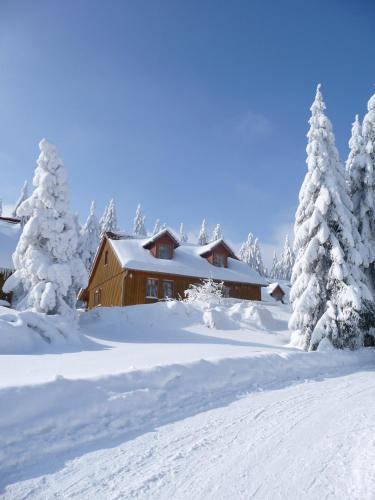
1,346 -> 374,489
0,307 -> 83,354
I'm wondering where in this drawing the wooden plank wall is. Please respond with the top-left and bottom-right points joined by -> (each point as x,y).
86,239 -> 125,308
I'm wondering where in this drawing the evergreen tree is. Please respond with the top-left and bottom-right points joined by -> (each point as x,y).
4,139 -> 87,317
253,237 -> 267,277
270,250 -> 280,280
279,235 -> 294,280
211,223 -> 223,241
346,114 -> 374,269
239,233 -> 254,265
289,85 -> 374,351
198,219 -> 208,245
133,204 -> 147,236
152,219 -> 161,235
79,201 -> 100,271
12,181 -> 28,219
100,199 -> 118,236
179,222 -> 188,243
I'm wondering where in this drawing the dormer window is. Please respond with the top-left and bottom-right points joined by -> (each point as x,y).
213,253 -> 226,267
143,229 -> 180,259
157,243 -> 172,259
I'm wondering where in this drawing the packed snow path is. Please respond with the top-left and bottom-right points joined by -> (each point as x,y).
4,368 -> 375,499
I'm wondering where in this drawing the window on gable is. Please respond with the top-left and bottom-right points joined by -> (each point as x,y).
157,243 -> 172,259
161,280 -> 174,299
104,250 -> 109,265
213,253 -> 226,267
146,278 -> 158,298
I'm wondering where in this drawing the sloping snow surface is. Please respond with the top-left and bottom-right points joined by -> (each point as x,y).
0,299 -> 374,498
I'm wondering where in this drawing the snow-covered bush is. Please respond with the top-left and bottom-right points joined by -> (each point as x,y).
3,139 -> 88,319
184,278 -> 224,306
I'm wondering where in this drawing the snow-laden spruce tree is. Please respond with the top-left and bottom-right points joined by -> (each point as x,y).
239,233 -> 254,264
79,201 -> 100,271
253,238 -> 267,277
133,204 -> 147,236
100,198 -> 118,237
211,223 -> 223,241
179,222 -> 188,243
289,85 -> 374,351
345,114 -> 375,270
4,139 -> 88,317
278,235 -> 294,281
270,250 -> 280,280
152,219 -> 161,235
198,219 -> 208,245
12,180 -> 28,218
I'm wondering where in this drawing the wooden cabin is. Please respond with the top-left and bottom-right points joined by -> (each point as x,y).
267,282 -> 286,303
0,216 -> 21,305
79,228 -> 267,309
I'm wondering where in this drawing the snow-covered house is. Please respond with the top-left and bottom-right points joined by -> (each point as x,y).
79,228 -> 267,308
0,216 -> 21,305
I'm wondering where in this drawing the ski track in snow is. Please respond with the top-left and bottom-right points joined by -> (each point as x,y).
3,370 -> 375,500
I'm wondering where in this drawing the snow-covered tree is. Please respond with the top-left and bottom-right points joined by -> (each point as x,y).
179,222 -> 188,243
198,219 -> 208,245
100,198 -> 118,237
12,181 -> 28,218
289,85 -> 374,351
239,233 -> 254,264
345,114 -> 375,270
252,238 -> 267,277
4,139 -> 88,318
133,204 -> 147,236
152,219 -> 161,235
211,223 -> 223,241
270,250 -> 280,280
278,235 -> 294,281
239,233 -> 266,276
79,201 -> 100,271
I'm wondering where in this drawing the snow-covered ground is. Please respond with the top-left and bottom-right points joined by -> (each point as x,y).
0,299 -> 374,498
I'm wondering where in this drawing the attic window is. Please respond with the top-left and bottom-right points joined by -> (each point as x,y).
213,253 -> 226,267
157,244 -> 172,259
104,251 -> 108,265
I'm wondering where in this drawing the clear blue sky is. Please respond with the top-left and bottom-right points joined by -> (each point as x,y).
1,0 -> 375,261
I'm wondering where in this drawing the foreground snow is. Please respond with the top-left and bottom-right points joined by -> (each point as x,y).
0,299 -> 374,497
3,368 -> 375,499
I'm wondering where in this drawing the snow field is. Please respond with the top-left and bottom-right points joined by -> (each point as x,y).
1,342 -> 374,491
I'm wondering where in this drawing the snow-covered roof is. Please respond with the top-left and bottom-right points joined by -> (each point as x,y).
0,218 -> 21,271
142,228 -> 180,248
109,236 -> 267,286
267,282 -> 287,295
199,239 -> 236,258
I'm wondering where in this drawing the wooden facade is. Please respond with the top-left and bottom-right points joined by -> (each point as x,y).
81,232 -> 263,309
269,284 -> 285,302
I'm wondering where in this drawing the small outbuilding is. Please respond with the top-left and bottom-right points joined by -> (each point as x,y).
267,282 -> 287,303
0,216 -> 21,305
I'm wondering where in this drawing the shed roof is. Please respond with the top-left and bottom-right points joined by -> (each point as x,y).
108,235 -> 267,286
